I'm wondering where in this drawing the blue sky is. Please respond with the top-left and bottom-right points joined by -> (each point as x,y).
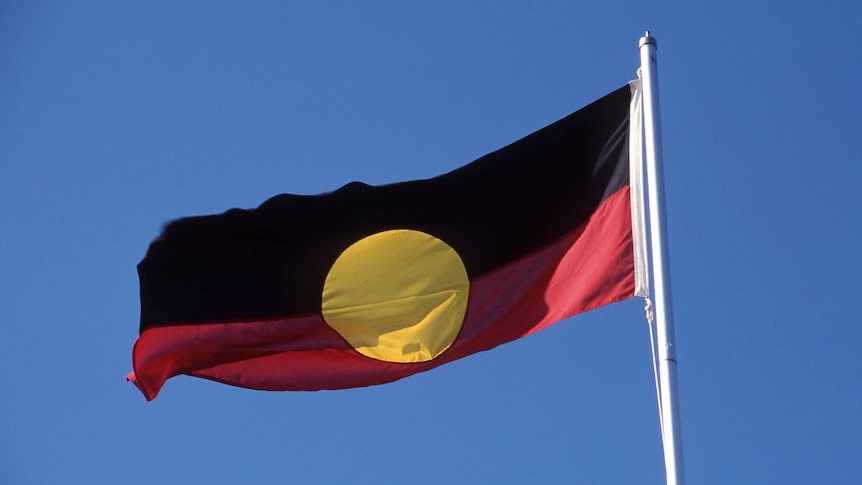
2,2 -> 860,484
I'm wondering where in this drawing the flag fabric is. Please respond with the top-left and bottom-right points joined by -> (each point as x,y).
128,83 -> 644,400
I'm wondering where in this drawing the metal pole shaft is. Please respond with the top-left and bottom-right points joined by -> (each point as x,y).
639,32 -> 685,485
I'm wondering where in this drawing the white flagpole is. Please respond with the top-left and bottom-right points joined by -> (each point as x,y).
638,32 -> 685,485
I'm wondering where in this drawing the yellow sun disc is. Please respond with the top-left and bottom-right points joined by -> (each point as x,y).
321,229 -> 469,363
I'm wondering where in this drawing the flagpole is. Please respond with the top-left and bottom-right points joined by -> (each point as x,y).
638,32 -> 685,485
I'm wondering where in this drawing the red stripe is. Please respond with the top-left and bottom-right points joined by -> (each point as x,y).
129,187 -> 634,400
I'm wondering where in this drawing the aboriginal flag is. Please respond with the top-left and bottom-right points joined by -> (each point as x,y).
128,82 -> 646,400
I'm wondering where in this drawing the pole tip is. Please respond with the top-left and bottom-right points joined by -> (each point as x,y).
639,31 -> 657,48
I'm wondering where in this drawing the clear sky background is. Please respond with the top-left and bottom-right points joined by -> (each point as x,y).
2,2 -> 860,484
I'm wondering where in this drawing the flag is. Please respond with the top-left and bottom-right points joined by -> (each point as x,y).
128,83 -> 645,400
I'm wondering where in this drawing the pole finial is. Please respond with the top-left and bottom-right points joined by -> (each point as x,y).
639,31 -> 657,48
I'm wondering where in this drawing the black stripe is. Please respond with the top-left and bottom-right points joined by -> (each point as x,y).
138,85 -> 631,329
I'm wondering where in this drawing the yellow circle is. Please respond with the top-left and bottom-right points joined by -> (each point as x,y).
322,229 -> 469,363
